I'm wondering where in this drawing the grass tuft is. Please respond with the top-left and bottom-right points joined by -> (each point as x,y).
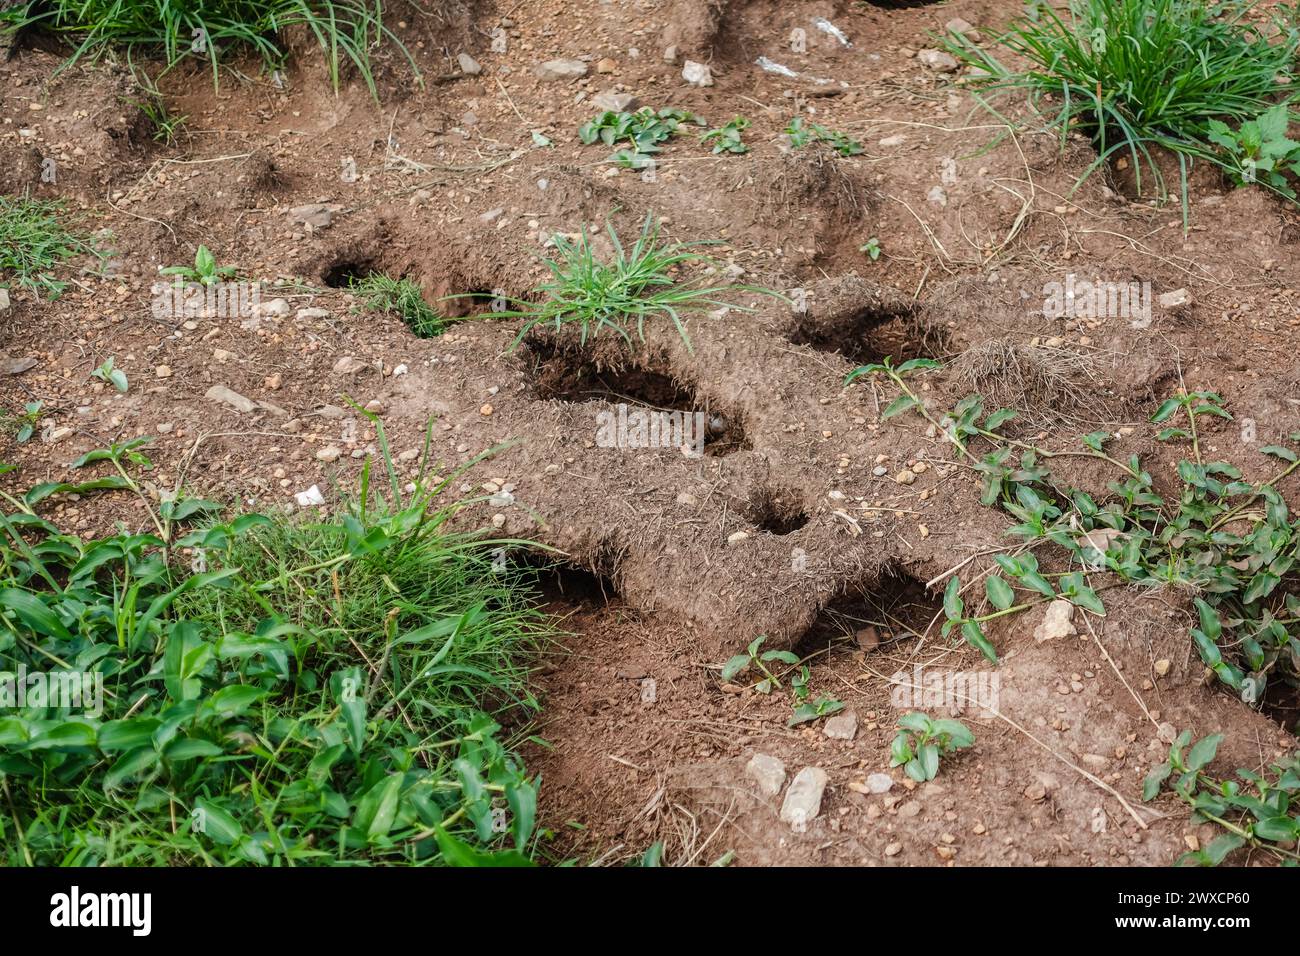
0,194 -> 100,300
947,0 -> 1300,213
350,273 -> 448,338
485,212 -> 777,354
0,0 -> 420,95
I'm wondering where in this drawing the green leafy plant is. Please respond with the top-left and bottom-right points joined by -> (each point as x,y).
483,212 -> 777,354
720,635 -> 799,694
1207,103 -> 1300,197
787,664 -> 844,726
91,357 -> 128,393
2,401 -> 42,444
350,273 -> 447,338
0,425 -> 554,866
160,245 -> 235,287
0,0 -> 420,96
1143,730 -> 1300,865
854,351 -> 1300,710
0,195 -> 101,299
578,107 -> 696,165
859,238 -> 882,261
701,116 -> 751,154
788,694 -> 845,727
946,0 -> 1300,217
784,117 -> 863,156
889,712 -> 974,782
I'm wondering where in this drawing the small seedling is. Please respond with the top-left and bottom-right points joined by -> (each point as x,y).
784,117 -> 863,156
701,116 -> 751,154
890,712 -> 974,782
860,238 -> 882,260
786,665 -> 845,725
3,401 -> 42,443
91,357 -> 128,393
579,107 -> 695,164
721,635 -> 800,693
789,694 -> 845,727
160,245 -> 235,286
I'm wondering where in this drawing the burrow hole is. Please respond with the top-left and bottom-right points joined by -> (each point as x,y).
523,336 -> 750,456
789,306 -> 943,367
796,566 -> 941,656
505,550 -> 620,609
323,259 -> 376,288
743,487 -> 809,535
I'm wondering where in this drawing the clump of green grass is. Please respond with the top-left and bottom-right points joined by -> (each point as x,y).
487,213 -> 776,353
947,0 -> 1300,212
0,195 -> 99,299
0,426 -> 553,866
0,0 -> 419,95
350,273 -> 447,338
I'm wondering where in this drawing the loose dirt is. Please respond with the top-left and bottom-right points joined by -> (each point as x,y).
2,0 -> 1297,865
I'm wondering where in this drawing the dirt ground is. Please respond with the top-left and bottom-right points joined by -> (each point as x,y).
2,0 -> 1298,865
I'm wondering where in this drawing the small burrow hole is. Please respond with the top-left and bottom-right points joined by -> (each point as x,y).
796,567 -> 941,656
789,307 -> 943,366
323,259 -> 377,288
1260,680 -> 1300,734
744,488 -> 809,535
508,550 -> 619,609
522,336 -> 749,456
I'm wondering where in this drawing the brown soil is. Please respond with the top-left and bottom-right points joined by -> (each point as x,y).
2,0 -> 1297,866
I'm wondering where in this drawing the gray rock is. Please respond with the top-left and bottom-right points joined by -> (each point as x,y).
745,753 -> 787,797
1,354 -> 36,375
866,772 -> 894,794
0,288 -> 10,311
206,385 -> 258,414
1159,288 -> 1191,310
592,90 -> 638,112
918,48 -> 960,73
288,204 -> 332,229
824,710 -> 858,740
332,356 -> 369,376
251,297 -> 290,319
682,59 -> 714,87
457,53 -> 482,75
945,17 -> 980,40
780,767 -> 829,830
534,58 -> 588,80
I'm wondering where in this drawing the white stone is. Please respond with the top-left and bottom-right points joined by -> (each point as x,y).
745,753 -> 786,797
824,710 -> 858,740
1033,599 -> 1077,643
780,767 -> 829,831
682,60 -> 714,87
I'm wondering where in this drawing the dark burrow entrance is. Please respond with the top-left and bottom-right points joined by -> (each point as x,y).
506,549 -> 620,609
1260,678 -> 1300,735
744,487 -> 809,535
323,259 -> 376,288
795,567 -> 942,656
788,307 -> 945,367
522,336 -> 750,456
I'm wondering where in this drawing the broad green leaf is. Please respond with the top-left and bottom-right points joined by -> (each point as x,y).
985,575 -> 1014,611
